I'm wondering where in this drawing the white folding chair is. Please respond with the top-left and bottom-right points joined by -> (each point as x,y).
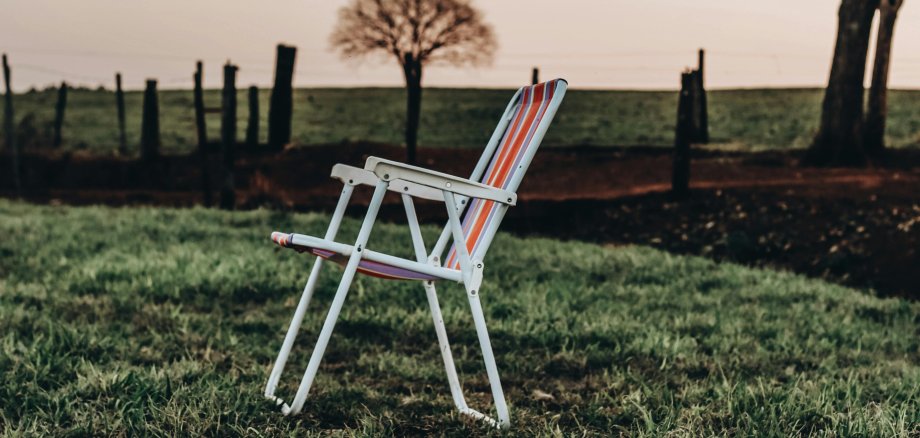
264,79 -> 568,429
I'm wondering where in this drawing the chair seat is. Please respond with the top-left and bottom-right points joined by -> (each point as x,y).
271,232 -> 439,281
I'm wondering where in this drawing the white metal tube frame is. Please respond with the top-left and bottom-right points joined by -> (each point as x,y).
264,168 -> 512,429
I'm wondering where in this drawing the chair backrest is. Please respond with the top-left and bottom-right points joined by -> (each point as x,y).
444,79 -> 568,269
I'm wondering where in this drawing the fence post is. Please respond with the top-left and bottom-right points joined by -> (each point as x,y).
140,79 -> 160,161
672,72 -> 694,199
697,48 -> 709,143
220,62 -> 238,210
115,73 -> 127,156
689,70 -> 704,143
2,54 -> 19,195
268,44 -> 296,152
194,61 -> 208,149
53,81 -> 67,148
246,85 -> 259,149
193,61 -> 211,206
531,67 -> 539,85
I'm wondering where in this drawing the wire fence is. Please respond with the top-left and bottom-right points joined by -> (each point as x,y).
6,44 -> 920,91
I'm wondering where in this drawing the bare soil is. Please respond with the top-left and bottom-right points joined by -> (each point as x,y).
2,143 -> 918,297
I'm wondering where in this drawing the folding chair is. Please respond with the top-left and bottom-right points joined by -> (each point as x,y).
264,79 -> 568,429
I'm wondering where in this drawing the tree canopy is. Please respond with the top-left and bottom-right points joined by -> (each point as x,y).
330,0 -> 496,68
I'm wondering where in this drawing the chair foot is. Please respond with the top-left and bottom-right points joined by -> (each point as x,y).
459,407 -> 503,429
423,270 -> 511,429
264,394 -> 297,416
264,394 -> 283,406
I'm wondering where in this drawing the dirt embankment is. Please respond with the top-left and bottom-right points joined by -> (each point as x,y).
1,143 -> 918,297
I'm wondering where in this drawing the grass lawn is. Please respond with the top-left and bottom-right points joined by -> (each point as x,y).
8,87 -> 920,155
1,200 -> 919,436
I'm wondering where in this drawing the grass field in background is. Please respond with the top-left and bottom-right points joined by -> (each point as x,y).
8,87 -> 920,155
1,200 -> 919,435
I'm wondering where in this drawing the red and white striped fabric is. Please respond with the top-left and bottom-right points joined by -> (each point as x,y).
444,79 -> 562,270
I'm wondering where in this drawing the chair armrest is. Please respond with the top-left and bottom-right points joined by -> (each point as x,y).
364,157 -> 517,206
330,164 -> 445,202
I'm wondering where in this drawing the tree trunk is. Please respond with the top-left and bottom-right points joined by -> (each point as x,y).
403,54 -> 422,165
805,0 -> 878,166
864,0 -> 903,157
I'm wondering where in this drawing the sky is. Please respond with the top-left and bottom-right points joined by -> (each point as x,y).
2,0 -> 920,91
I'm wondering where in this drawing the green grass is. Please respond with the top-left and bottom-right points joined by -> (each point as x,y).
1,199 -> 919,436
7,87 -> 920,155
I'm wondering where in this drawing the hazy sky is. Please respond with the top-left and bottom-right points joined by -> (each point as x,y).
2,0 -> 920,91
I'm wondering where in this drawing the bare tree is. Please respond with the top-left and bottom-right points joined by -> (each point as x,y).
864,0 -> 904,157
331,0 -> 496,164
805,0 -> 878,166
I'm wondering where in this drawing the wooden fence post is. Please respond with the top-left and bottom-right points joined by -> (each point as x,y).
246,85 -> 259,149
689,70 -> 703,143
115,73 -> 127,156
697,48 -> 709,143
140,79 -> 160,161
193,61 -> 211,206
3,54 -> 20,195
531,67 -> 539,85
52,81 -> 67,148
672,72 -> 694,199
219,62 -> 238,210
193,61 -> 208,148
268,44 -> 296,152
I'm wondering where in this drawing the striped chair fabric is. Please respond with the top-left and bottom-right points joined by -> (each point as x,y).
444,79 -> 562,269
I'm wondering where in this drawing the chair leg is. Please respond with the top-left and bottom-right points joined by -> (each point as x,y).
265,184 -> 355,403
425,268 -> 510,429
283,180 -> 389,415
283,248 -> 361,414
466,288 -> 510,428
265,257 -> 325,402
422,281 -> 469,411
